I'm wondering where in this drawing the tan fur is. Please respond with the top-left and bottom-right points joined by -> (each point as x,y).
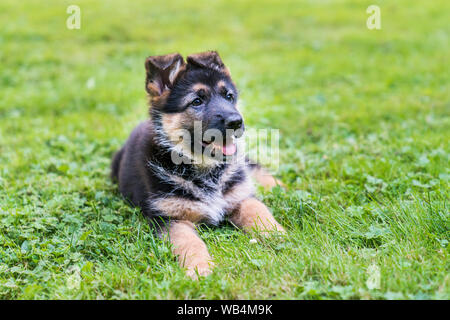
161,113 -> 181,133
222,68 -> 231,77
192,83 -> 210,92
229,198 -> 285,235
146,81 -> 161,97
151,90 -> 170,108
216,80 -> 226,90
161,113 -> 183,139
251,167 -> 285,190
154,198 -> 210,223
167,220 -> 214,279
161,109 -> 205,166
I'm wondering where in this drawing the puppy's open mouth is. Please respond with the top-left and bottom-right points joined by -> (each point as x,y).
202,139 -> 237,156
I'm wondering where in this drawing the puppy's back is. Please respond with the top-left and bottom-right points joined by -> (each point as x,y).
112,121 -> 154,207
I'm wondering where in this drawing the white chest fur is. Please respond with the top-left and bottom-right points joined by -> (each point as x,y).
149,163 -> 254,225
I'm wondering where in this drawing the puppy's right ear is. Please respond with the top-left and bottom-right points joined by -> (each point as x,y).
145,53 -> 184,96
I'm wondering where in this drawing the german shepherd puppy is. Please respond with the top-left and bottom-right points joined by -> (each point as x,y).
111,51 -> 285,279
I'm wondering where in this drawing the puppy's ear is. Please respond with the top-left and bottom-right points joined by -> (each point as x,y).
145,53 -> 184,96
187,51 -> 230,75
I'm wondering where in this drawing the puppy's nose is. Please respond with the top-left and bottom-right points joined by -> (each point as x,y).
224,114 -> 243,130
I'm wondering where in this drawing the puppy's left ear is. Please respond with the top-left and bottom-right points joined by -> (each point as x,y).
187,51 -> 230,75
145,53 -> 184,96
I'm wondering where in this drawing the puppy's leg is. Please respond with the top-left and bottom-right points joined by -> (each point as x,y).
229,198 -> 285,236
250,165 -> 285,191
167,220 -> 214,279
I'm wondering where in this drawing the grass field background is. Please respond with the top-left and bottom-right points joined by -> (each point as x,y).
0,0 -> 448,299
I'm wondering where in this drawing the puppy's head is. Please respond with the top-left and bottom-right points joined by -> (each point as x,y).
145,51 -> 244,165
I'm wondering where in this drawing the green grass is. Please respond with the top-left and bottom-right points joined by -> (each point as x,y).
0,0 -> 449,299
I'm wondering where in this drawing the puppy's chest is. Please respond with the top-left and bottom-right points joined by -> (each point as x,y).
151,164 -> 254,225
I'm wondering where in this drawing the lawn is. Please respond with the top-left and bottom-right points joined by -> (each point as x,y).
0,0 -> 448,299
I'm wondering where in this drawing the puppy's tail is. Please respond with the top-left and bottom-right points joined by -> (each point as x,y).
111,147 -> 124,183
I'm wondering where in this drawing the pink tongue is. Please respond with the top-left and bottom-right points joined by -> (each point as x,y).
222,143 -> 237,156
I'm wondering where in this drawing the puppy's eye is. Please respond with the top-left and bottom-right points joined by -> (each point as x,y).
225,93 -> 234,102
191,98 -> 202,106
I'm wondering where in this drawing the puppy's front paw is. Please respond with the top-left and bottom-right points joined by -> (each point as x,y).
186,262 -> 214,280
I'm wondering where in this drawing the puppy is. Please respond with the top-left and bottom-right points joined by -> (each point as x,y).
111,51 -> 285,279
